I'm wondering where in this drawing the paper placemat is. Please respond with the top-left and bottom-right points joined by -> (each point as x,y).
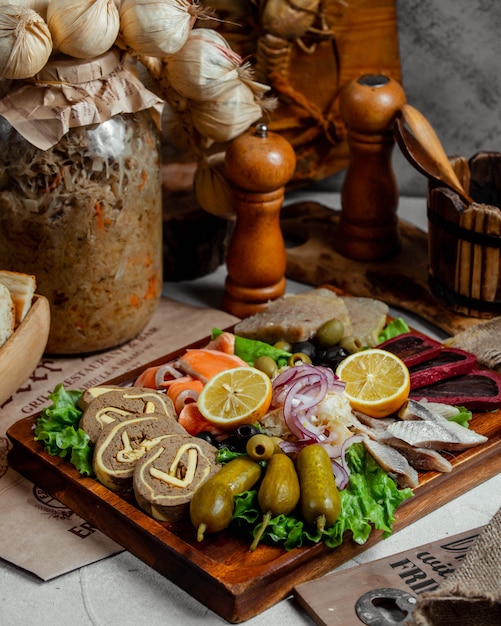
0,297 -> 238,580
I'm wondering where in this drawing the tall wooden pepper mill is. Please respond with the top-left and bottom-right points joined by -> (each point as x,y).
223,123 -> 296,318
335,74 -> 407,261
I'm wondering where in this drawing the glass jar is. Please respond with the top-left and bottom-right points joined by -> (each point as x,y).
0,51 -> 164,354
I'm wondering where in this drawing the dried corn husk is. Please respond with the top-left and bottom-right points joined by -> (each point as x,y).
47,0 -> 120,59
0,5 -> 52,79
120,0 -> 206,58
194,152 -> 235,218
188,81 -> 266,143
165,28 -> 243,101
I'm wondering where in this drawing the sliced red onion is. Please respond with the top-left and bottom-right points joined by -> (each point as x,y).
331,459 -> 350,490
273,363 -> 344,442
174,389 -> 200,414
155,364 -> 184,388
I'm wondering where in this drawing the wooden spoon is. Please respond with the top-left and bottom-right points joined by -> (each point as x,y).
394,103 -> 473,204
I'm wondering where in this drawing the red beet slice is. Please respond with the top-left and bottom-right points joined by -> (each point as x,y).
409,348 -> 477,389
410,370 -> 501,410
378,332 -> 442,368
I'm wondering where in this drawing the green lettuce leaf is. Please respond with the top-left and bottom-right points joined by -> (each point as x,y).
378,317 -> 410,343
211,328 -> 291,366
34,384 -> 94,477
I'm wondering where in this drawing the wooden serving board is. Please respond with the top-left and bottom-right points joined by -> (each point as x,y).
6,335 -> 501,624
282,201 -> 491,336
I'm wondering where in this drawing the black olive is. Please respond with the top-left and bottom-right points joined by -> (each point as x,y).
290,341 -> 317,361
234,424 -> 261,445
324,345 -> 349,361
195,431 -> 220,447
324,345 -> 349,370
217,436 -> 239,451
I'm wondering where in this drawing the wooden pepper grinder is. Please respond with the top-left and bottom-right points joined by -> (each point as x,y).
335,74 -> 407,261
222,123 -> 296,318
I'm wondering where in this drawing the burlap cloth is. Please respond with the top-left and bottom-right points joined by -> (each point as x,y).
409,506 -> 501,625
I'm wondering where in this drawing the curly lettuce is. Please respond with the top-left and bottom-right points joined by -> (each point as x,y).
34,384 -> 94,477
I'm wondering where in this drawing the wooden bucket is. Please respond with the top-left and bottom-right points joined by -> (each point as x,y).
427,152 -> 501,318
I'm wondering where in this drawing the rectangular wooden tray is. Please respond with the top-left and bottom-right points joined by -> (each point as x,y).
6,335 -> 501,623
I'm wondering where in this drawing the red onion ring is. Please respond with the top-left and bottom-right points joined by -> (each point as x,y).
272,363 -> 345,441
155,364 -> 184,388
174,389 -> 200,415
331,459 -> 349,489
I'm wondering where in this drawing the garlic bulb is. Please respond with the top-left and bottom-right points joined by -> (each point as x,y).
47,0 -> 120,59
119,0 -> 205,58
1,0 -> 49,20
194,152 -> 235,219
166,28 -> 243,101
0,5 -> 52,79
188,81 -> 265,144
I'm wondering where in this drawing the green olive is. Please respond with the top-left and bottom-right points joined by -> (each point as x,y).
339,335 -> 363,353
315,319 -> 345,348
270,436 -> 284,454
288,352 -> 312,366
246,434 -> 276,461
253,355 -> 278,379
274,340 -> 293,352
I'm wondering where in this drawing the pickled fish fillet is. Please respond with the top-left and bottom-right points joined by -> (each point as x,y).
388,400 -> 488,451
352,413 -> 452,473
445,316 -> 501,372
362,437 -> 419,488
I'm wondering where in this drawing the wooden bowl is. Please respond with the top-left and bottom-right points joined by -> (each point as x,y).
0,295 -> 50,406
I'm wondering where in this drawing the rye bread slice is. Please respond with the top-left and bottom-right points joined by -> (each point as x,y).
80,387 -> 179,444
233,288 -> 353,344
133,434 -> 220,522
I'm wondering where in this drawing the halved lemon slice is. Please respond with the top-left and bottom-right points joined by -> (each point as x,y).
335,348 -> 410,418
197,366 -> 273,430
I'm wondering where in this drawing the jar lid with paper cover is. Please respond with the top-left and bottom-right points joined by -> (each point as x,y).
0,49 -> 165,354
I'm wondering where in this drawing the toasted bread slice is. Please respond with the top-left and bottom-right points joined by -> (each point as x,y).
0,270 -> 36,325
0,283 -> 15,347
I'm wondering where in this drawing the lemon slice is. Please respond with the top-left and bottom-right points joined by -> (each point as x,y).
197,366 -> 273,430
335,348 -> 410,418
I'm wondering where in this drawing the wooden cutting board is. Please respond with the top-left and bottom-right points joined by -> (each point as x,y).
6,330 -> 501,623
293,526 -> 484,626
282,201 -> 493,336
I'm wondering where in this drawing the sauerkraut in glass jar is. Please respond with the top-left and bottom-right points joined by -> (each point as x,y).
0,50 -> 164,354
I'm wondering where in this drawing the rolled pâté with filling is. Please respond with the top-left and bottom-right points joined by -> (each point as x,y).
134,434 -> 221,522
80,387 -> 181,444
93,415 -> 179,492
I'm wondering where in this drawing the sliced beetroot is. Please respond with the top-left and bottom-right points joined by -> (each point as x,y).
410,369 -> 501,410
409,348 -> 477,389
378,332 -> 442,368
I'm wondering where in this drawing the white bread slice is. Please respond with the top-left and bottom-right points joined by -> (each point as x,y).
0,270 -> 36,325
0,283 -> 15,347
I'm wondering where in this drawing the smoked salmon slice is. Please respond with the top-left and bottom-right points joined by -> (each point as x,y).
178,402 -> 225,437
174,348 -> 248,384
204,331 -> 236,355
165,377 -> 204,415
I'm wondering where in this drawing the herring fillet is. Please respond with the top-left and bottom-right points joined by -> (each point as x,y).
351,413 -> 452,473
388,400 -> 488,451
362,436 -> 419,488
